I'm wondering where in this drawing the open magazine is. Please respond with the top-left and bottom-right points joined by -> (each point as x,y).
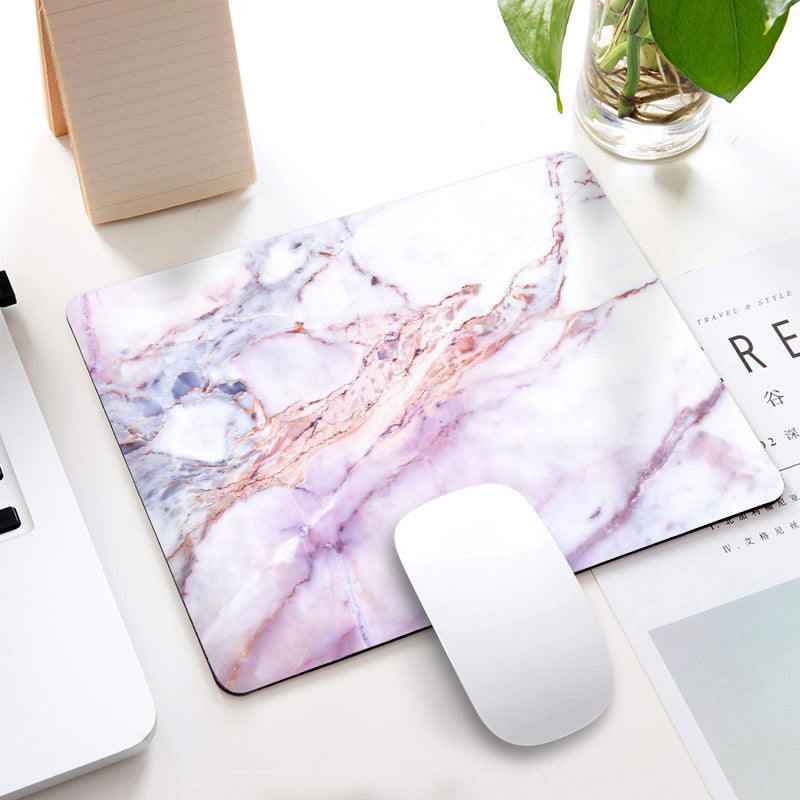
594,238 -> 800,800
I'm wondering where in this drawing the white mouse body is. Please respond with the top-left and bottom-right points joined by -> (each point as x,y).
394,484 -> 613,746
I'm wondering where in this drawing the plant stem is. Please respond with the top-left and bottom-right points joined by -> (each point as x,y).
626,0 -> 647,34
618,33 -> 641,116
599,41 -> 628,71
612,0 -> 648,116
605,0 -> 633,57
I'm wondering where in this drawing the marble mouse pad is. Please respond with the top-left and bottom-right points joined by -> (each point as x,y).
68,153 -> 782,693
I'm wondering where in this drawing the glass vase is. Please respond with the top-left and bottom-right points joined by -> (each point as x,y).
575,0 -> 712,160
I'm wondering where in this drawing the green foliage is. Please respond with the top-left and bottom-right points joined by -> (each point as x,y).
648,0 -> 788,101
499,0 -> 576,112
498,0 -> 793,110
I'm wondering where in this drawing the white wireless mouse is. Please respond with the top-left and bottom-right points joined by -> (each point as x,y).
394,484 -> 613,746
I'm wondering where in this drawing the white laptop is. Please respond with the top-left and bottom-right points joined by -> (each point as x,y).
0,276 -> 155,799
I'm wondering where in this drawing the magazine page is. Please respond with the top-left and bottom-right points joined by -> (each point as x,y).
593,238 -> 800,800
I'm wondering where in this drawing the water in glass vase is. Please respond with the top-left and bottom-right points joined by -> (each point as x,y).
575,0 -> 712,160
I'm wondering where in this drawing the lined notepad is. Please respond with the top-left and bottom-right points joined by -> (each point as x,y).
38,0 -> 256,224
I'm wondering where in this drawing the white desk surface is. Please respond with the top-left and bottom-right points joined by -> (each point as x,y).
1,2 -> 798,798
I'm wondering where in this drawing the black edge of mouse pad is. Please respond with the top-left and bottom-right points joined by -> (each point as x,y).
67,153 -> 782,694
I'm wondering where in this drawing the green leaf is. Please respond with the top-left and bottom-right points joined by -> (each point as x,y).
648,0 -> 789,102
756,0 -> 799,31
498,0 -> 576,113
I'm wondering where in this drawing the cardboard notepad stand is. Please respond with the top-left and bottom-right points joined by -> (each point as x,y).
36,0 -> 256,224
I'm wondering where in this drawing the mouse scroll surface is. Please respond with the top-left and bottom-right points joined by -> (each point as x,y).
395,484 -> 613,746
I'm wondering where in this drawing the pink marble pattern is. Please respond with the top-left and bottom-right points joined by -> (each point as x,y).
68,153 -> 781,693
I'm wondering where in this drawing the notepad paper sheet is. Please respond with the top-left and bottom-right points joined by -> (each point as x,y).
40,0 -> 256,223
